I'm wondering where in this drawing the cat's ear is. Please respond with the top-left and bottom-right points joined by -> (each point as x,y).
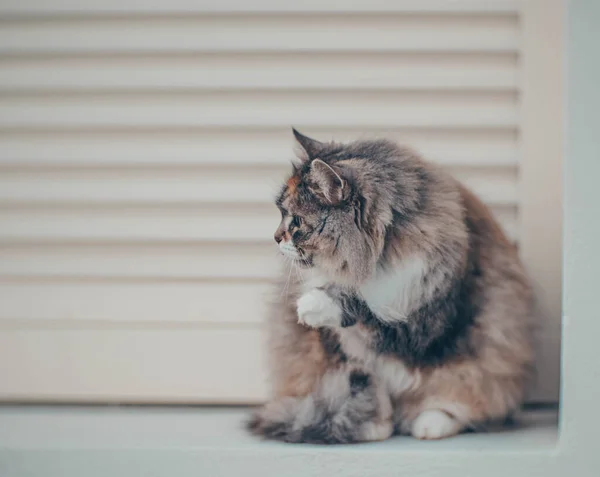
308,159 -> 346,205
292,128 -> 323,160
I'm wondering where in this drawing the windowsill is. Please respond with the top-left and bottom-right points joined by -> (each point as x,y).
0,405 -> 559,475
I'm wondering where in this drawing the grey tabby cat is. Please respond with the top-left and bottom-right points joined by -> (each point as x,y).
247,130 -> 534,443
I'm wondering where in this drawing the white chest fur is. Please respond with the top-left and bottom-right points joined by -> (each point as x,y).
298,262 -> 425,396
358,255 -> 428,323
299,269 -> 330,294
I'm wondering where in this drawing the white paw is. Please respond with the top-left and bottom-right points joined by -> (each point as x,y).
297,289 -> 342,328
411,410 -> 462,440
361,421 -> 394,442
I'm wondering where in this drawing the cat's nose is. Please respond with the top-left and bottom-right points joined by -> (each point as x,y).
274,231 -> 283,244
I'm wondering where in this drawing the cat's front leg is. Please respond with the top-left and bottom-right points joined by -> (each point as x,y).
296,288 -> 343,329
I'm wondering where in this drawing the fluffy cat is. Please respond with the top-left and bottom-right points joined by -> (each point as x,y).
247,130 -> 534,443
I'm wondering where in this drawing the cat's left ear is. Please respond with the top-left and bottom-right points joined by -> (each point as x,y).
308,159 -> 346,205
292,128 -> 323,160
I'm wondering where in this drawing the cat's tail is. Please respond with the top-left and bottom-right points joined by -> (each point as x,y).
246,368 -> 393,444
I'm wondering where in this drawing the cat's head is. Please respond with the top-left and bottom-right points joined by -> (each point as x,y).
274,129 -> 389,285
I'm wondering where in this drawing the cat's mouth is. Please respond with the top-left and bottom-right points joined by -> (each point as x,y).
279,240 -> 300,258
278,241 -> 313,267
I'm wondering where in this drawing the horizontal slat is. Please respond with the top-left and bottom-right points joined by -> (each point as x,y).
0,327 -> 557,403
0,129 -> 519,167
0,281 -> 270,323
0,14 -> 519,54
0,204 -> 519,242
0,204 -> 279,242
0,167 -> 283,204
0,167 -> 519,206
0,53 -> 518,91
0,243 -> 279,279
0,0 -> 521,15
0,92 -> 518,129
0,329 -> 268,403
452,168 -> 518,205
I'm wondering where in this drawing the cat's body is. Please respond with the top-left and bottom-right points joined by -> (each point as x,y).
247,131 -> 534,443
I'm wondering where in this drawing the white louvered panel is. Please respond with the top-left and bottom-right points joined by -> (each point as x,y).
0,0 -> 560,404
0,92 -> 517,129
0,15 -> 518,54
0,129 -> 518,167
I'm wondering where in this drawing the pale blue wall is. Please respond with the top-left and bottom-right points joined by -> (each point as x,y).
562,0 -> 600,425
564,0 -> 600,330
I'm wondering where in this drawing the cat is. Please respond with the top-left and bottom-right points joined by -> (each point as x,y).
246,129 -> 534,443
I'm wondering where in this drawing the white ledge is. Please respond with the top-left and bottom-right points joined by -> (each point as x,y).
0,406 -> 559,477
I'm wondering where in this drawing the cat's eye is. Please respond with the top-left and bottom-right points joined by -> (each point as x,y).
291,215 -> 302,228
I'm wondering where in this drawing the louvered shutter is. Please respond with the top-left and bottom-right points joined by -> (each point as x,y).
0,0 -> 562,403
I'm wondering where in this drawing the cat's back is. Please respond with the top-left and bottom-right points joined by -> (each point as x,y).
458,181 -> 530,290
456,180 -> 534,368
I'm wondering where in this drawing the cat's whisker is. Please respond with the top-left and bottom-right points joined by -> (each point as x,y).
293,260 -> 306,288
291,261 -> 301,285
280,256 -> 294,299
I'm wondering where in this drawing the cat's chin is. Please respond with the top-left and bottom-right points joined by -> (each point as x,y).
288,248 -> 314,268
278,251 -> 314,268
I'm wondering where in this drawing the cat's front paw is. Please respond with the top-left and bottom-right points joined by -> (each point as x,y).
411,410 -> 462,440
297,289 -> 342,328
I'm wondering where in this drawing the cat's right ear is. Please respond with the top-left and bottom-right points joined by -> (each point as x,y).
292,128 -> 323,161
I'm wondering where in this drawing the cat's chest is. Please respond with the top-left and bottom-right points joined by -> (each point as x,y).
336,326 -> 417,395
299,269 -> 330,294
358,256 -> 428,322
